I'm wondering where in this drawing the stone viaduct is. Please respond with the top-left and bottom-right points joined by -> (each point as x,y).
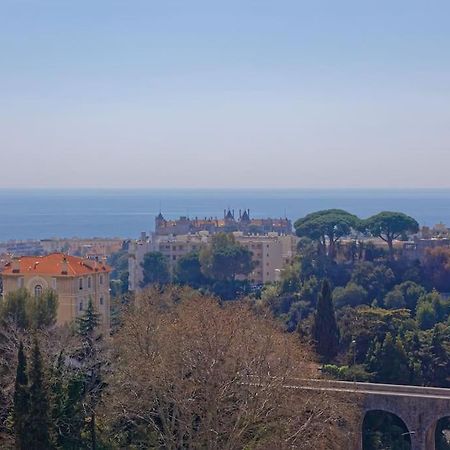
289,379 -> 450,450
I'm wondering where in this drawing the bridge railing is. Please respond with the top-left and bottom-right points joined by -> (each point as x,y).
288,378 -> 450,398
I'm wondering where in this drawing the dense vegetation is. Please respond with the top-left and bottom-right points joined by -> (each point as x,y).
0,286 -> 356,449
3,208 -> 450,449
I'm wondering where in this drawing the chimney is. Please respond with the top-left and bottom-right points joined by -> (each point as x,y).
12,258 -> 20,273
61,256 -> 68,275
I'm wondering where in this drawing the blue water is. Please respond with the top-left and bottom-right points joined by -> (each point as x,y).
0,189 -> 450,241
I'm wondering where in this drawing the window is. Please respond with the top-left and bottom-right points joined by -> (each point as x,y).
79,278 -> 83,290
79,301 -> 83,311
88,276 -> 92,289
100,296 -> 104,306
34,285 -> 43,298
99,275 -> 103,285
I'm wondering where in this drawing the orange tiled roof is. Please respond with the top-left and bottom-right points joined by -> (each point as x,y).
2,253 -> 111,276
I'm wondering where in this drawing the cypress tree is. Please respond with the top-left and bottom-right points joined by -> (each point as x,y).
28,338 -> 51,450
77,299 -> 102,450
13,342 -> 30,450
312,279 -> 340,361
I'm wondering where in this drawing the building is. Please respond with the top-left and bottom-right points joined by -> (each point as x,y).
128,233 -> 208,291
154,209 -> 292,236
403,237 -> 450,262
1,253 -> 111,332
232,232 -> 298,284
128,231 -> 298,290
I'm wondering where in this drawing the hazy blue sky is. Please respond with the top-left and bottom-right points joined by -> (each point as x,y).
1,1 -> 449,188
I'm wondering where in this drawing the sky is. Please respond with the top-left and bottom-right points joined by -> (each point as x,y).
1,0 -> 450,189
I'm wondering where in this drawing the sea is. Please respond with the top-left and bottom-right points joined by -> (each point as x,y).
1,188 -> 450,242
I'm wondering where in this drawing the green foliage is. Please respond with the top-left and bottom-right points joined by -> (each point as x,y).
0,288 -> 30,329
279,262 -> 301,294
13,342 -> 30,450
383,289 -> 406,309
49,352 -> 85,449
27,289 -> 58,329
363,410 -> 412,450
423,247 -> 450,291
415,291 -> 449,330
333,282 -> 369,308
350,261 -> 395,303
108,249 -> 129,296
364,211 -> 419,253
321,364 -> 371,382
393,281 -> 425,311
199,233 -> 254,282
174,251 -> 208,288
416,300 -> 437,330
140,251 -> 170,287
366,333 -> 410,384
311,280 -> 340,361
294,209 -> 359,258
0,288 -> 58,330
28,338 -> 51,449
77,298 -> 101,340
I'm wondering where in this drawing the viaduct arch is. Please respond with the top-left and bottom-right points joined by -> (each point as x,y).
289,379 -> 450,450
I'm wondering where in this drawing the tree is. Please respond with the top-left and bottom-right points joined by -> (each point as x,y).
383,288 -> 406,309
416,291 -> 443,330
27,289 -> 58,329
76,299 -> 104,450
312,280 -> 340,361
174,251 -> 208,288
199,232 -> 253,282
13,342 -> 30,450
428,326 -> 450,387
0,288 -> 58,330
140,251 -> 170,287
0,289 -> 30,329
105,286 -> 356,450
366,333 -> 410,384
294,209 -> 359,259
28,338 -> 51,450
393,281 -> 426,312
364,212 -> 419,256
422,247 -> 450,291
350,261 -> 395,303
333,283 -> 369,309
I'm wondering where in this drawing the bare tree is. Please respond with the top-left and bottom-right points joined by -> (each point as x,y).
103,286 -> 357,449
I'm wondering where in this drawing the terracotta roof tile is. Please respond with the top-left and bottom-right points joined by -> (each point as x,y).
2,253 -> 111,276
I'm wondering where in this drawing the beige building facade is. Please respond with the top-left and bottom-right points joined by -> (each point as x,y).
128,232 -> 298,290
1,253 -> 111,332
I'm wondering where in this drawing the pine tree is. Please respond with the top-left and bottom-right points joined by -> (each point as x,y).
13,342 -> 30,450
312,279 -> 340,361
77,298 -> 102,450
429,326 -> 450,387
370,333 -> 410,384
28,338 -> 51,450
